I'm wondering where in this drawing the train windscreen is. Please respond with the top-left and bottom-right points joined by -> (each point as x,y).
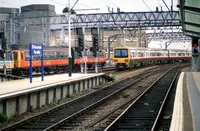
6,51 -> 13,60
13,52 -> 18,60
114,49 -> 128,58
0,51 -> 13,61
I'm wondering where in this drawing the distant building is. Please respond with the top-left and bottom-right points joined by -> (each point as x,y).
50,28 -> 147,50
0,7 -> 19,47
18,4 -> 56,46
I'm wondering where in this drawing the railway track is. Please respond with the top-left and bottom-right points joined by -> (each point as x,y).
1,64 -> 189,131
0,65 -> 167,131
104,67 -> 180,131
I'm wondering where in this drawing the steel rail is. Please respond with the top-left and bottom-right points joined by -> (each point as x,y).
151,68 -> 180,131
43,68 -> 161,130
104,67 -> 179,131
0,67 -> 161,131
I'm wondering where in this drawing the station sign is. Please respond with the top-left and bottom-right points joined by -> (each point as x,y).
29,43 -> 44,83
31,44 -> 42,56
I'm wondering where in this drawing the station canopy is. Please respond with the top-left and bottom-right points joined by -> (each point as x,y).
178,0 -> 200,37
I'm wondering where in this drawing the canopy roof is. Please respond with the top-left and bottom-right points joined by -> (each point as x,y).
178,0 -> 200,37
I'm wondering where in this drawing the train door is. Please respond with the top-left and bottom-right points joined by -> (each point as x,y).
20,51 -> 25,67
13,50 -> 20,68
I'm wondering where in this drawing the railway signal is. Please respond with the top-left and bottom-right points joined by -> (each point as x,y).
76,35 -> 84,57
78,35 -> 84,51
92,34 -> 98,57
92,35 -> 98,50
1,36 -> 6,52
192,37 -> 199,57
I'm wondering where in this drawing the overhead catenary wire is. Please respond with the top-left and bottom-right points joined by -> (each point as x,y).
142,0 -> 152,12
0,0 -> 19,7
105,0 -> 118,8
162,0 -> 171,12
48,0 -> 65,6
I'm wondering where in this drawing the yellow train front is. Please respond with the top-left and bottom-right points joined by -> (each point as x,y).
113,47 -> 130,70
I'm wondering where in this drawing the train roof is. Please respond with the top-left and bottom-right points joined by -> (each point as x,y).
114,46 -> 165,51
11,44 -> 69,51
114,46 -> 147,50
114,46 -> 191,52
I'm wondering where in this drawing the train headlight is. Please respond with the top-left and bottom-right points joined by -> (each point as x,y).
114,59 -> 118,62
124,59 -> 129,62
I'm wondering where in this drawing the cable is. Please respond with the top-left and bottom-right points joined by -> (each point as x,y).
68,0 -> 100,13
103,0 -> 112,7
142,0 -> 152,12
162,0 -> 171,12
157,0 -> 162,7
105,0 -> 118,7
48,0 -> 65,6
0,0 -> 19,7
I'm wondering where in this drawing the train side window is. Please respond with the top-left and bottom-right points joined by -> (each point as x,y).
178,53 -> 184,56
24,51 -> 29,61
150,52 -> 155,56
49,52 -> 54,60
56,52 -> 61,59
156,52 -> 161,56
64,52 -> 67,59
138,51 -> 144,57
170,53 -> 176,56
60,52 -> 64,59
45,52 -> 50,60
44,52 -> 48,60
131,52 -> 135,58
145,51 -> 150,57
52,52 -> 56,59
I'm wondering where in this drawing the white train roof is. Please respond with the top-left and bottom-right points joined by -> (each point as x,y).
114,46 -> 191,53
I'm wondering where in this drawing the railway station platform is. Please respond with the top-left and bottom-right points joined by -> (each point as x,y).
170,72 -> 200,131
0,73 -> 107,118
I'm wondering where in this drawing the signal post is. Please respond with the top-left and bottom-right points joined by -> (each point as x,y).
91,28 -> 99,73
76,27 -> 84,73
1,36 -> 7,75
191,37 -> 200,71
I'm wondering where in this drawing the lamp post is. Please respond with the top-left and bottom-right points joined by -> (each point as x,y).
63,0 -> 78,77
68,6 -> 72,77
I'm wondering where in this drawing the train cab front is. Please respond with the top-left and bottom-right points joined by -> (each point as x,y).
113,48 -> 129,70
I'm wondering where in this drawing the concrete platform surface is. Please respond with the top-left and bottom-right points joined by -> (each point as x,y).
0,73 -> 103,96
170,72 -> 200,131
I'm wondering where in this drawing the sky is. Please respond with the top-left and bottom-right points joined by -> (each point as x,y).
0,0 -> 191,49
0,0 -> 178,14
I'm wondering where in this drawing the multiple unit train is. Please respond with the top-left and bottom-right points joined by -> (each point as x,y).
0,45 -> 106,75
0,45 -> 192,75
113,47 -> 191,70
